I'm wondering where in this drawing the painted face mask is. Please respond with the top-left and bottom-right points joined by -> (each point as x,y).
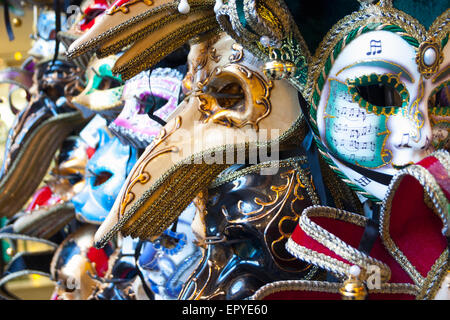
179,159 -> 321,300
135,203 -> 202,300
71,55 -> 124,120
311,8 -> 449,201
28,9 -> 67,59
72,126 -> 138,224
109,67 -> 184,149
217,0 -> 449,203
50,224 -> 115,300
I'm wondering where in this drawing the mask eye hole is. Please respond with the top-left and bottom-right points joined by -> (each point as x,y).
355,83 -> 402,108
428,82 -> 450,110
347,73 -> 409,116
93,170 -> 112,186
136,93 -> 168,115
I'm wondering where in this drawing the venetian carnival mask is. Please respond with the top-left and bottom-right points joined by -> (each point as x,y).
93,31 -> 302,246
109,67 -> 184,149
72,126 -> 138,224
180,159 -> 323,300
28,9 -> 67,59
71,55 -> 124,120
0,60 -> 87,218
65,0 -> 304,246
50,224 -> 115,300
311,3 -> 450,201
214,0 -> 450,300
216,0 -> 450,202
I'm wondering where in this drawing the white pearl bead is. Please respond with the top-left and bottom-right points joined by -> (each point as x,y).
423,47 -> 437,66
260,36 -> 271,47
349,265 -> 361,277
178,0 -> 190,14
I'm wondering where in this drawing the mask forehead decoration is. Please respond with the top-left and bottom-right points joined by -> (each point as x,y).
71,54 -> 124,121
109,67 -> 184,149
72,125 -> 138,225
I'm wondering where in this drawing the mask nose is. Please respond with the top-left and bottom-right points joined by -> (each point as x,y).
389,100 -> 433,165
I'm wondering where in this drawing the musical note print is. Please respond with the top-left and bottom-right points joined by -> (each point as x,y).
366,40 -> 382,56
355,176 -> 371,187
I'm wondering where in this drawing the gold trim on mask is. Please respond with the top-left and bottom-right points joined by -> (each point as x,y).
196,63 -> 273,131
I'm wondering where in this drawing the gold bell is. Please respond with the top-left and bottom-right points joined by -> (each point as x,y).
12,17 -> 22,27
283,61 -> 297,78
263,60 -> 285,80
263,60 -> 297,80
339,265 -> 368,300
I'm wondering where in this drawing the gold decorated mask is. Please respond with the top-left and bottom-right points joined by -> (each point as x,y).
94,32 -> 303,246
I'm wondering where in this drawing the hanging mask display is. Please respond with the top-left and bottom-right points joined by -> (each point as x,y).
70,55 -> 124,121
72,126 -> 138,225
66,0 -> 309,246
0,60 -> 88,219
109,67 -> 184,149
28,9 -> 68,60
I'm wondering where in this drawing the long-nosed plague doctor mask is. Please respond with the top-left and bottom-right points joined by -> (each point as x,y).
65,0 -> 307,247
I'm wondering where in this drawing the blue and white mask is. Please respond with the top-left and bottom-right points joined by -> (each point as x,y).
72,125 -> 138,224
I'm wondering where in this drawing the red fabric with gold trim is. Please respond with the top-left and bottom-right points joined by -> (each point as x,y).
273,152 -> 450,300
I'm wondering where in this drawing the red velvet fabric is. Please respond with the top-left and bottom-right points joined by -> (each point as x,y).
290,217 -> 365,265
389,175 -> 447,278
290,217 -> 414,284
416,156 -> 450,200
